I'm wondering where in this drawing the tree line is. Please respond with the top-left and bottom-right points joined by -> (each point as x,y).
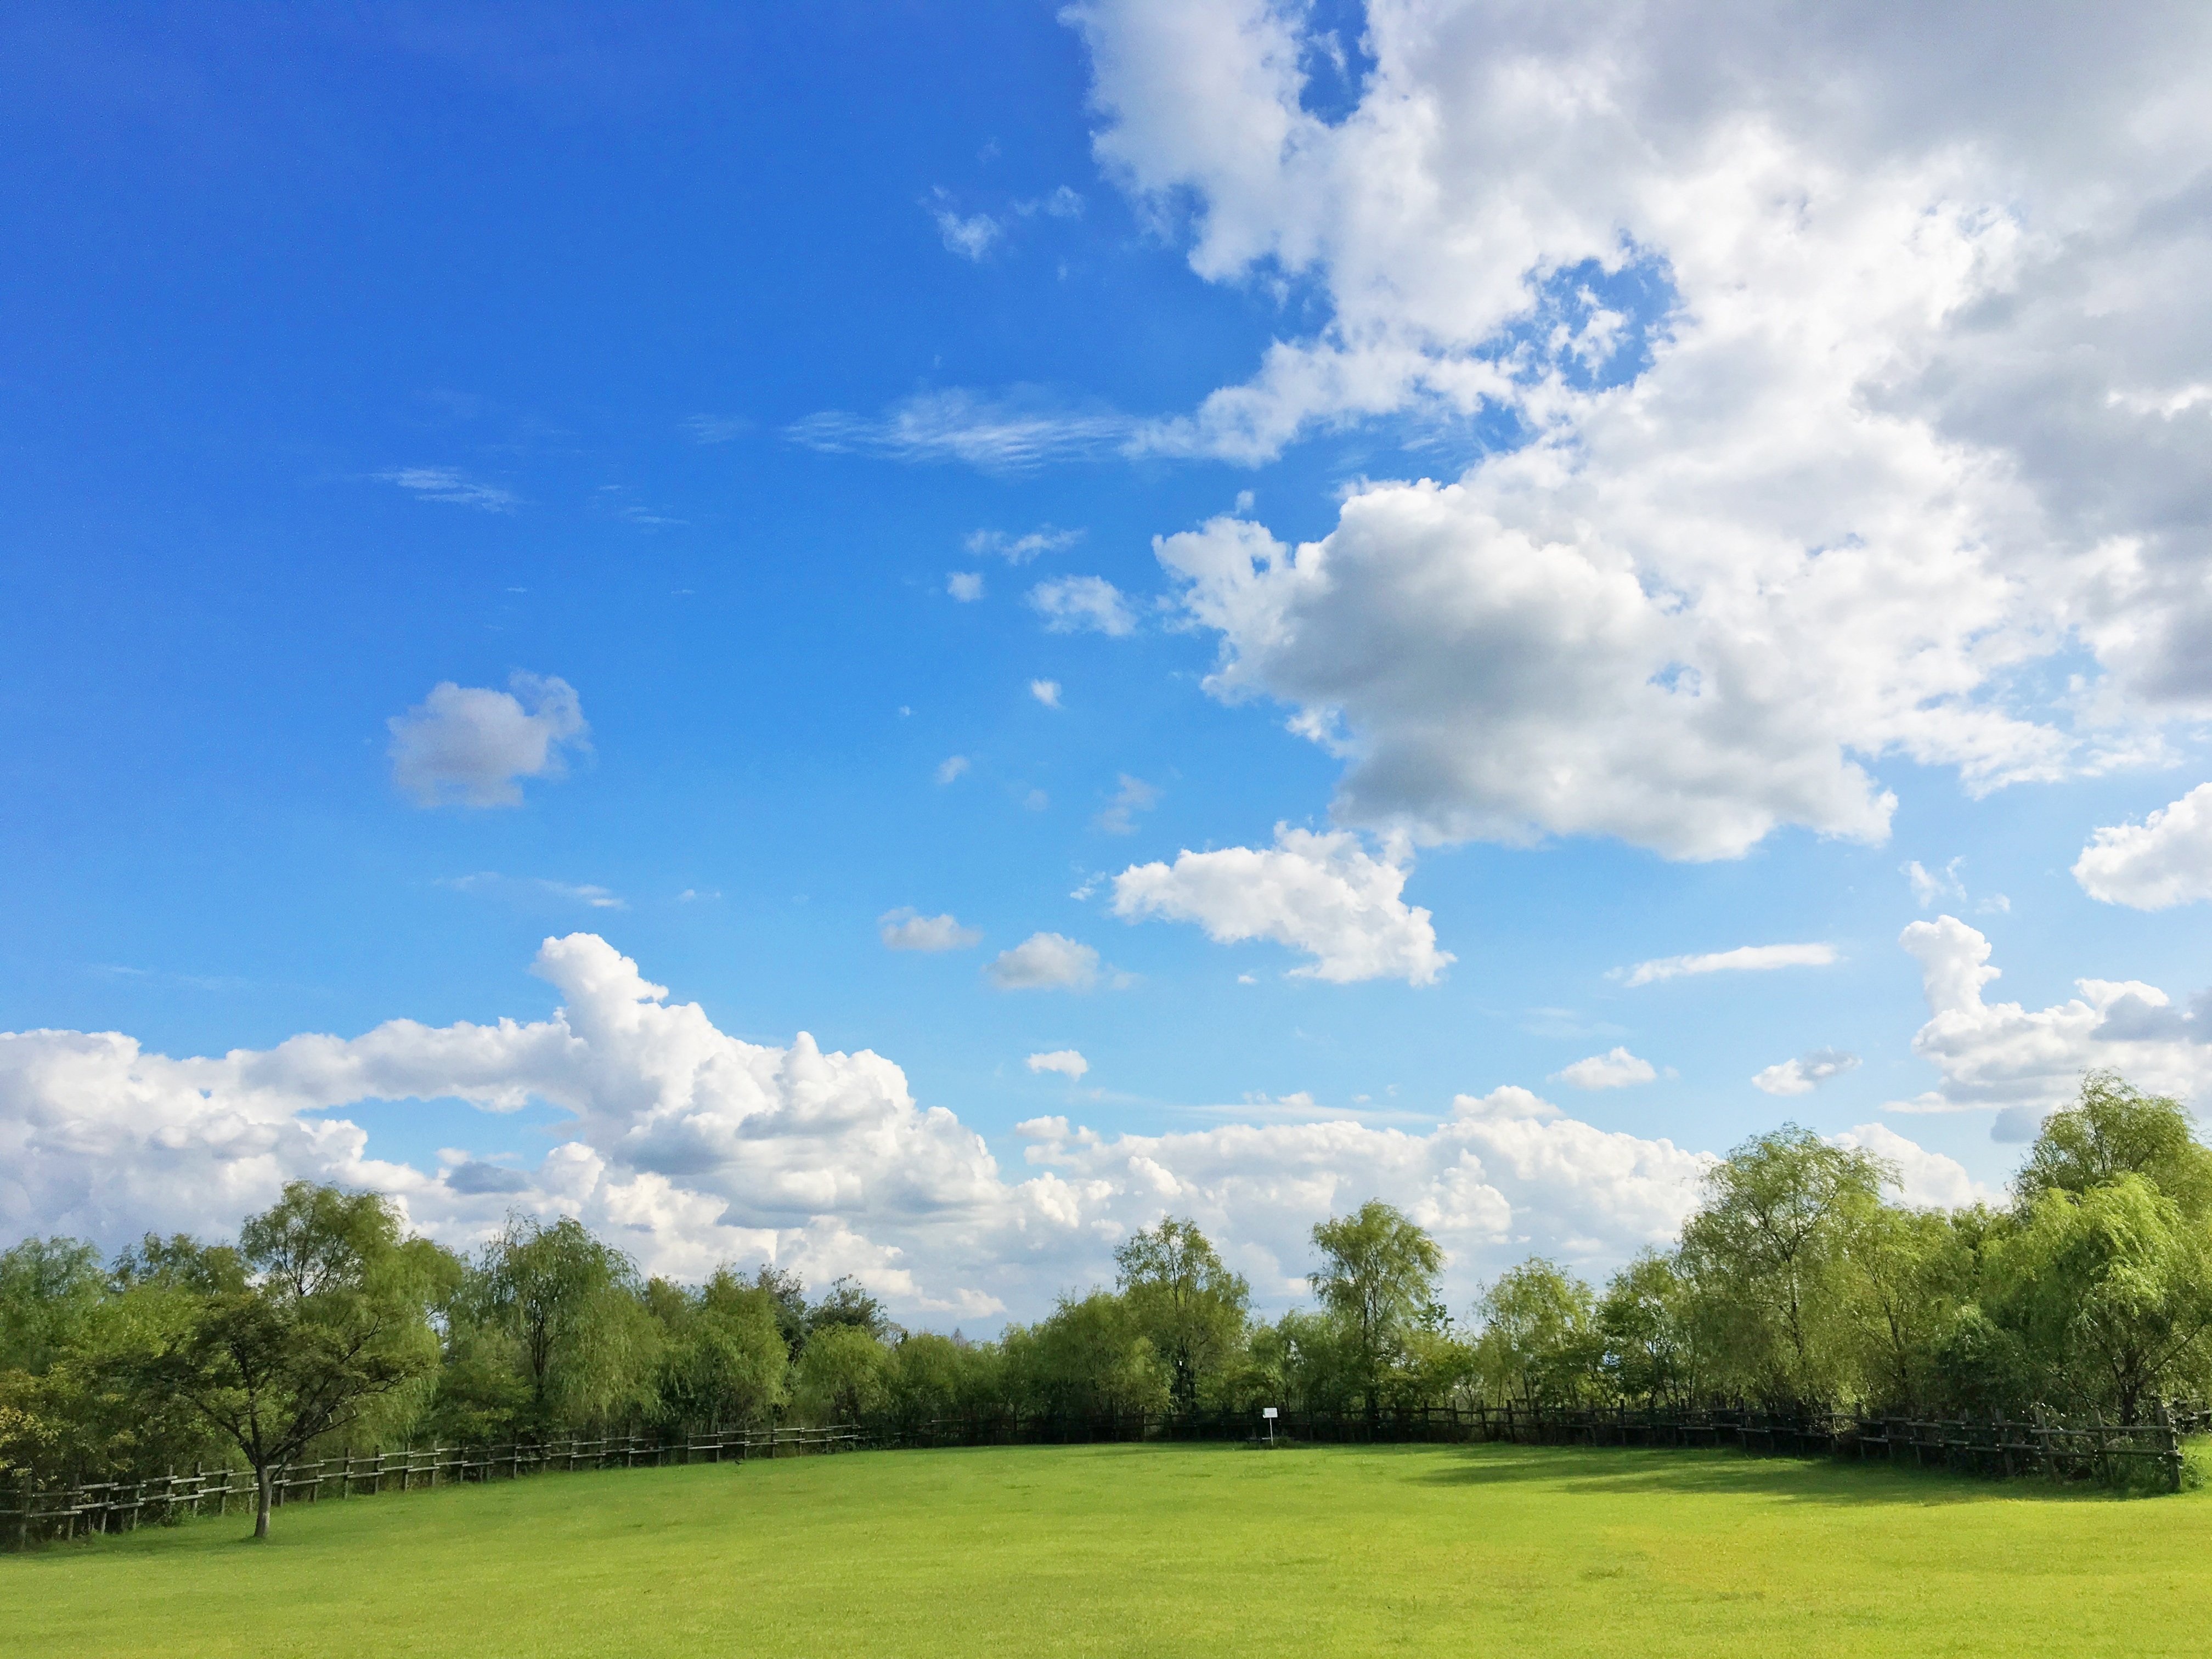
5,1071 -> 2210,1536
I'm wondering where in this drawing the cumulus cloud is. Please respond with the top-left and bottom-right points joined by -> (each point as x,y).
967,526 -> 1085,563
1030,679 -> 1063,708
1551,1048 -> 1657,1090
1071,0 -> 2212,857
387,673 -> 589,808
1752,1049 -> 1861,1097
1,934 -> 1990,1317
1893,916 -> 2212,1139
986,932 -> 1101,991
1829,1122 -> 1991,1210
1110,825 -> 1451,985
1026,1049 -> 1090,1080
878,910 -> 983,952
1029,575 -> 1138,636
2073,783 -> 2212,909
935,755 -> 970,785
947,572 -> 985,602
1616,943 -> 1838,988
1096,774 -> 1161,834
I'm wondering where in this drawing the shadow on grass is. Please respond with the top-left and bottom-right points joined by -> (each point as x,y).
1404,1440 -> 2169,1508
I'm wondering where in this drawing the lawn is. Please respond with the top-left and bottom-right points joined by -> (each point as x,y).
4,1441 -> 2208,1657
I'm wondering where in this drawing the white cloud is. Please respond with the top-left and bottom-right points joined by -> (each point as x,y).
986,933 -> 1101,991
1551,1047 -> 1658,1090
441,874 -> 626,911
1096,774 -> 1161,834
387,673 -> 589,809
1615,943 -> 1837,988
2073,783 -> 2212,909
1028,575 -> 1138,636
1070,0 -> 2212,857
1030,679 -> 1063,708
935,755 -> 971,785
878,910 -> 983,952
1,933 -> 1989,1318
1110,824 -> 1452,985
947,571 -> 985,602
1026,1049 -> 1090,1080
1751,1049 -> 1861,1097
928,191 -> 1002,261
379,467 -> 518,512
1894,915 -> 2212,1139
966,526 -> 1085,563
1904,858 -> 1966,909
1829,1122 -> 1993,1210
786,388 -> 1134,472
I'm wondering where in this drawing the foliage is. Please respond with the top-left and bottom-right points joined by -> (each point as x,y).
129,1183 -> 448,1537
1310,1201 -> 1447,1420
1114,1218 -> 1250,1410
1473,1259 -> 1598,1410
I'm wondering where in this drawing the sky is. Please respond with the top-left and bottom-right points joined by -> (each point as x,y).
4,1 -> 2211,1326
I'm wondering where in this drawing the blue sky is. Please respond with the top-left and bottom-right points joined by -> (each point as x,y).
5,2 -> 2210,1321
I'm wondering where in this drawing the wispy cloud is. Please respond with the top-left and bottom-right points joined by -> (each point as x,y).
379,467 -> 519,512
786,388 -> 1136,472
879,909 -> 983,951
1613,943 -> 1838,987
1096,774 -> 1159,834
947,572 -> 985,602
966,525 -> 1084,563
439,873 -> 627,910
936,755 -> 971,785
1030,679 -> 1063,708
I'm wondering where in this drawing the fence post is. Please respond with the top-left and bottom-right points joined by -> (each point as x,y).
2158,1401 -> 2182,1493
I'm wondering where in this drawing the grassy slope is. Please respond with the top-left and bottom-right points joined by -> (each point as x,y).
4,1442 -> 2209,1658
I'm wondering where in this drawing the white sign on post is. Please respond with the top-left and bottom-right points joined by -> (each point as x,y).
1262,1406 -> 1278,1445
1262,1408 -> 1278,1418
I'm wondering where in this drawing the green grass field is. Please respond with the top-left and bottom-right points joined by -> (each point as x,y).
5,1442 -> 2209,1657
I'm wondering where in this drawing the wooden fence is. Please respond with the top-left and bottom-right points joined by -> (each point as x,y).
4,1424 -> 859,1551
8,1400 -> 2197,1552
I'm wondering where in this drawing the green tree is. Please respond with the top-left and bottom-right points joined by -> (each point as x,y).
1679,1126 -> 1890,1402
1987,1175 -> 2212,1420
1846,1205 -> 1970,1409
1114,1218 -> 1250,1412
808,1276 -> 893,1340
1309,1201 -> 1445,1423
651,1268 -> 790,1429
795,1323 -> 891,1424
0,1237 -> 106,1374
466,1215 -> 661,1431
2016,1072 -> 2212,1218
1006,1291 -> 1169,1419
1473,1259 -> 1599,1410
1596,1252 -> 1704,1409
133,1184 -> 445,1538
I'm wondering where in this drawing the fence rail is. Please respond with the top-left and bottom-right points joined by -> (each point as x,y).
8,1400 -> 2197,1552
4,1424 -> 860,1551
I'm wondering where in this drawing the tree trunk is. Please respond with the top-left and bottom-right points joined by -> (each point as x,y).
254,1464 -> 274,1540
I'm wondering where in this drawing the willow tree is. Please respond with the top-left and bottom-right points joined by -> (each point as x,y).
1114,1218 -> 1250,1412
1310,1201 -> 1444,1423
